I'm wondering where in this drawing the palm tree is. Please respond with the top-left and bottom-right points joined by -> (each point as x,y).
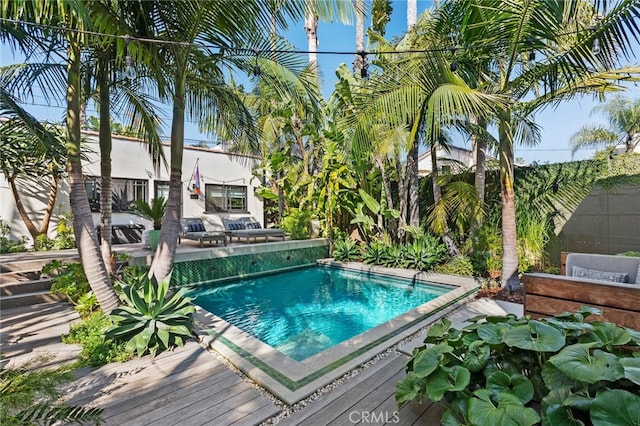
1,1 -> 121,312
450,0 -> 640,289
570,95 -> 640,156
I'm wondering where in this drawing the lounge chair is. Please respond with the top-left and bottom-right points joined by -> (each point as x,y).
179,218 -> 227,247
223,217 -> 286,243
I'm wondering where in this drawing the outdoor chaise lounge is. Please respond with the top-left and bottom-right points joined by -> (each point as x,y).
522,252 -> 640,329
179,218 -> 227,247
222,217 -> 286,243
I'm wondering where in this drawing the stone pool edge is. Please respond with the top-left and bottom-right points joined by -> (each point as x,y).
194,260 -> 482,405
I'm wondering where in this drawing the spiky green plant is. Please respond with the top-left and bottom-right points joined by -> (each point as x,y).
130,197 -> 167,230
106,271 -> 195,357
332,238 -> 362,262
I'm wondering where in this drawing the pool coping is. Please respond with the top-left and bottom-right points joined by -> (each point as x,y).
194,260 -> 481,405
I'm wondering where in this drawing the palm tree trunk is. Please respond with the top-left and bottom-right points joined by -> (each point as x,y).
396,158 -> 407,242
98,55 -> 113,275
498,112 -> 519,290
408,140 -> 420,228
304,12 -> 319,77
407,0 -> 417,29
472,115 -> 487,206
353,0 -> 365,76
66,39 -> 119,313
431,145 -> 460,255
150,56 -> 187,281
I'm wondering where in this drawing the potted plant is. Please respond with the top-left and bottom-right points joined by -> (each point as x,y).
131,197 -> 167,250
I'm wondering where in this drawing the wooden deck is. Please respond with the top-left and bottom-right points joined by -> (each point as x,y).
1,299 -> 519,425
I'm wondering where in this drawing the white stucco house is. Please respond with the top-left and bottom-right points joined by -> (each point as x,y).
0,131 -> 263,246
418,145 -> 479,176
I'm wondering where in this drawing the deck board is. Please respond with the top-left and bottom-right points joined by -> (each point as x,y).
1,297 -> 516,426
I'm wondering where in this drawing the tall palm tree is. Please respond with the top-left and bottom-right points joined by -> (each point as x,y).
570,95 -> 640,156
451,0 -> 640,289
1,1 -> 121,312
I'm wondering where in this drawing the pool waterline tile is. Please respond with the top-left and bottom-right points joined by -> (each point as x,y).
194,261 -> 481,405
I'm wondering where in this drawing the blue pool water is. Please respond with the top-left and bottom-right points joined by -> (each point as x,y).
187,266 -> 451,361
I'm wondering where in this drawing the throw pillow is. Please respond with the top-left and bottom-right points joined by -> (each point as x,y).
572,265 -> 629,283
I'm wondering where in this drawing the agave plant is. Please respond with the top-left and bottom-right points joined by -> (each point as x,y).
403,239 -> 446,271
332,238 -> 362,262
380,244 -> 407,269
106,271 -> 196,357
363,241 -> 388,265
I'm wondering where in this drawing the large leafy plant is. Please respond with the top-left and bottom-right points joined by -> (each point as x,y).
396,307 -> 640,426
105,271 -> 196,357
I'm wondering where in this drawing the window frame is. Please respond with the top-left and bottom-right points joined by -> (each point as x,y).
204,183 -> 247,213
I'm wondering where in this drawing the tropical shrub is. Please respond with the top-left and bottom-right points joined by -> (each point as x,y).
363,240 -> 388,265
105,271 -> 196,358
0,219 -> 26,253
42,260 -> 90,306
281,207 -> 312,240
131,197 -> 166,230
332,237 -> 361,262
404,237 -> 447,271
379,244 -> 406,268
62,311 -> 132,366
0,363 -> 102,425
434,255 -> 475,276
35,213 -> 76,251
396,307 -> 640,426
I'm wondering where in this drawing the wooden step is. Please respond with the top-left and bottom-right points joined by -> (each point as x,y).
0,270 -> 42,284
1,291 -> 64,309
0,278 -> 52,297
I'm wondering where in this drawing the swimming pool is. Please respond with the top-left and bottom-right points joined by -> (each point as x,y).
189,260 -> 480,404
187,266 -> 450,361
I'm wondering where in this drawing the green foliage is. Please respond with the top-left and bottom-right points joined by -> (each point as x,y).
0,363 -> 102,425
332,237 -> 362,262
131,197 -> 167,230
516,209 -> 553,273
363,240 -> 388,265
42,260 -> 90,306
62,311 -> 132,367
403,236 -> 447,271
0,219 -> 26,253
379,244 -> 407,268
619,251 -> 640,257
35,213 -> 76,251
434,255 -> 475,276
396,307 -> 640,425
106,271 -> 196,358
281,208 -> 312,240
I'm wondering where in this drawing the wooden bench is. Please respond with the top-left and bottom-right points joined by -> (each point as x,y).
522,253 -> 640,330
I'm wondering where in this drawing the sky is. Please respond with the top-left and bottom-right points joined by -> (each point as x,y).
1,0 -> 639,165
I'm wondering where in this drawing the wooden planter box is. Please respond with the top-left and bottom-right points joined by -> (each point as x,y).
522,273 -> 640,330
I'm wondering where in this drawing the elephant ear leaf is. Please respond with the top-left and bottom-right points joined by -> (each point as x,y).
590,389 -> 640,426
620,357 -> 640,385
549,343 -> 624,384
503,320 -> 565,352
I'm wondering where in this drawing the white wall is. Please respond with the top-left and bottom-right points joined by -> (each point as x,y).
1,131 -> 262,245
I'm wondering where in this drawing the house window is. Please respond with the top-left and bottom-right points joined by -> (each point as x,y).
205,184 -> 247,212
85,177 -> 148,212
154,181 -> 170,200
